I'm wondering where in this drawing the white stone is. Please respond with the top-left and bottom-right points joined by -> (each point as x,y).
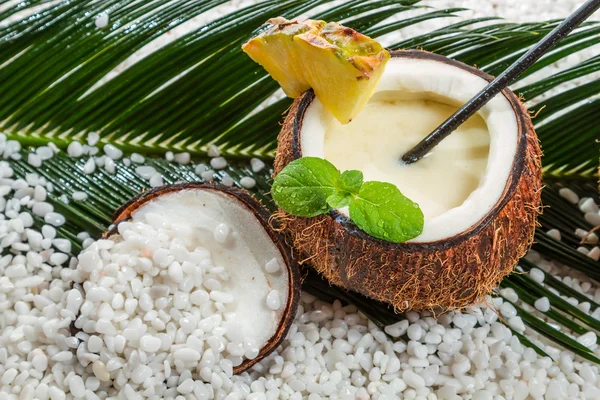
585,212 -> 600,226
580,198 -> 599,214
251,158 -> 266,172
68,141 -> 84,157
103,144 -> 123,160
577,332 -> 597,348
529,268 -> 544,283
140,335 -> 162,353
210,157 -> 228,170
534,297 -> 550,312
559,188 -> 579,204
546,229 -> 561,241
208,145 -> 220,157
240,177 -> 256,189
94,13 -> 109,29
266,290 -> 281,310
264,258 -> 280,274
174,152 -> 191,164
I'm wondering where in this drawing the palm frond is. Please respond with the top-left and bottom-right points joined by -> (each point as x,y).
500,293 -> 600,365
0,0 -> 463,158
1,0 -> 597,176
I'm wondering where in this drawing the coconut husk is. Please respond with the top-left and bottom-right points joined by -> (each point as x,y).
274,50 -> 542,312
110,182 -> 302,374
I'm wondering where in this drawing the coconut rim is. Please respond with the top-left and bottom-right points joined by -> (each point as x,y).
109,182 -> 302,374
284,49 -> 529,249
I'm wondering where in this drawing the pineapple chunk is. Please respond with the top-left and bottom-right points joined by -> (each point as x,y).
242,17 -> 390,124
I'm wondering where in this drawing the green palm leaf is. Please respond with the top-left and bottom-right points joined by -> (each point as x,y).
1,0 -> 597,175
0,0 -> 465,158
2,0 -> 600,366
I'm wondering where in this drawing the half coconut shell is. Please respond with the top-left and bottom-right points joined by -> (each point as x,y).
110,182 -> 302,374
274,50 -> 542,311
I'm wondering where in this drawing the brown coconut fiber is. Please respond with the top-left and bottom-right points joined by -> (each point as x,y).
274,50 -> 542,312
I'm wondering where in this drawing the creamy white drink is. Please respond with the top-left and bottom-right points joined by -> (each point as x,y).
323,94 -> 490,220
300,57 -> 518,242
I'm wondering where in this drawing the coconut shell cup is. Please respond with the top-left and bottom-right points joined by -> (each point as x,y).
274,50 -> 542,311
109,183 -> 302,374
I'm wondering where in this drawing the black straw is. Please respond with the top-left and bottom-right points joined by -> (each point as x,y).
401,0 -> 600,164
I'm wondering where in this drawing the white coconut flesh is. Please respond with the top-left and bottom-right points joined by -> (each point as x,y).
301,56 -> 519,243
126,189 -> 290,357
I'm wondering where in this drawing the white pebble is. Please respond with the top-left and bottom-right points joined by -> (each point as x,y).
174,348 -> 201,362
559,188 -> 579,204
130,153 -> 144,163
221,175 -> 234,186
214,223 -> 230,243
266,290 -> 281,310
580,198 -> 599,214
83,158 -> 96,174
534,297 -> 550,312
529,268 -> 544,283
585,213 -> 600,226
264,258 -> 280,274
500,302 -> 517,318
385,320 -> 409,337
240,177 -> 256,189
210,157 -> 228,170
53,238 -> 71,253
508,316 -> 525,332
140,335 -> 162,353
402,370 -> 424,389
250,158 -> 266,172
208,145 -> 220,157
94,13 -> 109,29
45,212 -> 66,227
103,144 -> 123,160
174,152 -> 191,164
201,170 -> 215,181
32,202 -> 53,217
210,291 -> 235,304
149,173 -> 163,187
67,141 -> 84,157
50,252 -> 69,265
68,375 -> 85,398
546,229 -> 561,241
588,247 -> 600,261
28,153 -> 42,167
135,166 -> 156,179
104,157 -> 116,174
36,146 -> 54,160
72,191 -> 88,201
578,332 -> 597,348
407,324 -> 423,341
92,360 -> 110,382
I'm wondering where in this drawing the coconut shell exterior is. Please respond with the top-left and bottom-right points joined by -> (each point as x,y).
110,183 -> 302,374
274,50 -> 542,311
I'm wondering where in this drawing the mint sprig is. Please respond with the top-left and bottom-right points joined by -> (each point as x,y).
272,157 -> 424,243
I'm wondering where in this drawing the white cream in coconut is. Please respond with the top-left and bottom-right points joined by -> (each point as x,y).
71,188 -> 291,388
131,190 -> 289,349
301,57 -> 519,242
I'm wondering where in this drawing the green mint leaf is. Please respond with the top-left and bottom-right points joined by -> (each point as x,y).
349,181 -> 424,243
272,157 -> 340,217
338,170 -> 363,194
326,192 -> 352,209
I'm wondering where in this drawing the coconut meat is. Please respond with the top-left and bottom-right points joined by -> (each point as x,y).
130,189 -> 290,352
301,57 -> 519,242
